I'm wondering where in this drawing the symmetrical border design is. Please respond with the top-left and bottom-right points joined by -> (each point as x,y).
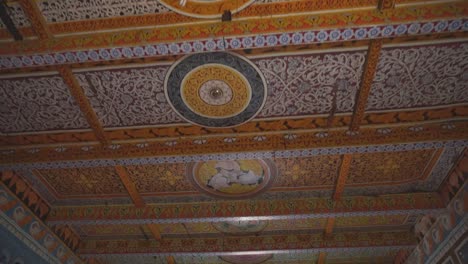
406,183 -> 468,264
0,183 -> 83,264
46,192 -> 444,225
0,19 -> 466,69
0,120 -> 467,165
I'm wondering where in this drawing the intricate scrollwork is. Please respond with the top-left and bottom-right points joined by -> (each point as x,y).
0,75 -> 88,133
367,43 -> 468,110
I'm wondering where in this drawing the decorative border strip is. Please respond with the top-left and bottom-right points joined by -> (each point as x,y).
0,213 -> 60,264
1,140 -> 465,170
82,245 -> 415,258
1,105 -> 467,147
426,215 -> 467,264
51,209 -> 444,226
47,193 -> 444,225
0,20 -> 466,69
0,184 -> 83,264
406,183 -> 467,264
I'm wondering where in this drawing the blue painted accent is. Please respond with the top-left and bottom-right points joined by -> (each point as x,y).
0,225 -> 49,264
166,52 -> 266,127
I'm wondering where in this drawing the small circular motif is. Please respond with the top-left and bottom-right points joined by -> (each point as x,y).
188,159 -> 276,199
199,80 -> 233,105
165,52 -> 266,127
181,65 -> 251,118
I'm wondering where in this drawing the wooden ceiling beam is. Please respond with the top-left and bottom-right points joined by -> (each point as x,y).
58,66 -> 108,145
147,223 -> 162,241
115,165 -> 145,208
47,192 -> 444,225
17,0 -> 51,39
324,154 -> 352,237
2,120 -> 466,165
0,31 -> 465,75
350,39 -> 383,131
324,218 -> 335,236
333,154 -> 352,201
1,105 -> 467,148
317,252 -> 326,264
0,1 -> 464,57
166,256 -> 175,264
115,165 -> 163,241
78,231 -> 416,255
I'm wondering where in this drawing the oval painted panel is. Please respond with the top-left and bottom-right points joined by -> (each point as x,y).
212,220 -> 268,235
188,159 -> 276,199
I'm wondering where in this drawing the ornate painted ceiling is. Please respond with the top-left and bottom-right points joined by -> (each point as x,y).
0,0 -> 467,264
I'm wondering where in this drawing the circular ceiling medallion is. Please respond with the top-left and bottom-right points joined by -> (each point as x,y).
182,64 -> 251,118
188,159 -> 276,199
157,0 -> 256,18
212,220 -> 268,235
165,52 -> 267,127
220,254 -> 273,264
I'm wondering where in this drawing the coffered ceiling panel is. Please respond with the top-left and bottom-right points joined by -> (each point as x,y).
1,1 -> 466,263
0,75 -> 89,133
273,155 -> 341,189
35,167 -> 126,197
126,163 -> 195,194
367,42 -> 468,111
255,51 -> 365,118
75,50 -> 365,128
347,149 -> 436,186
76,67 -> 182,127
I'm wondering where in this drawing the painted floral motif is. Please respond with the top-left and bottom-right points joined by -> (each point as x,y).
126,164 -> 195,193
254,51 -> 366,117
38,0 -> 170,23
273,155 -> 341,188
76,68 -> 182,127
334,215 -> 407,227
36,167 -> 127,196
347,149 -> 435,185
367,43 -> 468,110
0,75 -> 89,133
264,218 -> 326,231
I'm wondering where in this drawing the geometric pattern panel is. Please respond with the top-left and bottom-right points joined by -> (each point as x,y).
76,68 -> 183,127
255,51 -> 366,117
36,167 -> 127,197
37,0 -> 170,23
126,163 -> 195,194
367,42 -> 468,111
75,224 -> 148,238
0,75 -> 89,133
264,218 -> 326,231
273,155 -> 341,189
347,149 -> 435,185
334,214 -> 408,228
